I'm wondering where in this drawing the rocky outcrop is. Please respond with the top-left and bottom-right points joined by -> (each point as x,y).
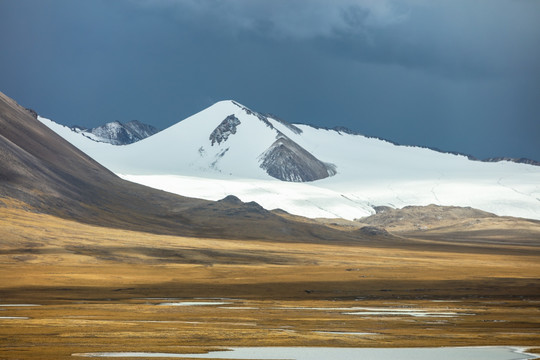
209,115 -> 241,146
259,136 -> 336,182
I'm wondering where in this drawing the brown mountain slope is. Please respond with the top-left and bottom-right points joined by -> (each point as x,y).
0,92 -> 203,232
0,91 -> 366,243
353,204 -> 540,252
358,204 -> 496,232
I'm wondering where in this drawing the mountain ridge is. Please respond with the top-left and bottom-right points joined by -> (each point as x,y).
304,124 -> 540,166
51,101 -> 539,166
37,99 -> 540,221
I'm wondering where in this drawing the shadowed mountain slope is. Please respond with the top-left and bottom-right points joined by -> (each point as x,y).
0,91 -> 360,243
0,92 -> 203,232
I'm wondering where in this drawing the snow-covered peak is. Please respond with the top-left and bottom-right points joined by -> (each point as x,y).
114,100 -> 336,181
70,119 -> 159,145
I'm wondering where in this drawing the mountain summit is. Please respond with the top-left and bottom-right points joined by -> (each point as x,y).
42,100 -> 337,182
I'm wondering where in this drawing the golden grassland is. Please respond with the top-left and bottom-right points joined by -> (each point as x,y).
1,204 -> 539,359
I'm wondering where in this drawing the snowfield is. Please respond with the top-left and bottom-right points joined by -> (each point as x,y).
39,100 -> 540,220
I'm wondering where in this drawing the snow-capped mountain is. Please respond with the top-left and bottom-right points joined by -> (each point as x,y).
46,101 -> 336,182
38,100 -> 540,221
72,120 -> 159,145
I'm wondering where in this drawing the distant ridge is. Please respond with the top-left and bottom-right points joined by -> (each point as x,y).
43,103 -> 539,166
72,120 -> 159,145
304,124 -> 539,166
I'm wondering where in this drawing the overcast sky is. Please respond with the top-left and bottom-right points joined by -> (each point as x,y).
1,0 -> 539,160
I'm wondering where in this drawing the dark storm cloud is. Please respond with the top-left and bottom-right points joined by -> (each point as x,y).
127,0 -> 540,159
1,0 -> 539,160
133,0 -> 540,78
134,0 -> 407,37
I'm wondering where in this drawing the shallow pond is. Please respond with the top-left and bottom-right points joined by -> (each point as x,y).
313,331 -> 377,335
0,316 -> 29,319
272,305 -> 469,317
157,301 -> 231,306
73,346 -> 538,359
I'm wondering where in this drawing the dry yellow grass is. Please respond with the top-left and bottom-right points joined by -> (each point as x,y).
1,204 -> 539,359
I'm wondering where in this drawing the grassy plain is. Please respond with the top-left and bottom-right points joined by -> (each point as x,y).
1,204 -> 539,359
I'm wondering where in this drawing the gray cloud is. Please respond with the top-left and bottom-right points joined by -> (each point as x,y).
133,0 -> 540,79
133,0 -> 409,38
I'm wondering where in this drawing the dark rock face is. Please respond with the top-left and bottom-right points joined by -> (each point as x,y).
259,136 -> 336,182
209,115 -> 241,146
123,120 -> 159,141
93,122 -> 132,145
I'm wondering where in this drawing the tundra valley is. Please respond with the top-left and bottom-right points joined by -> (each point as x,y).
1,91 -> 539,359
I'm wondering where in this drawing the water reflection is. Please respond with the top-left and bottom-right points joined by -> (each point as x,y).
73,346 -> 538,360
